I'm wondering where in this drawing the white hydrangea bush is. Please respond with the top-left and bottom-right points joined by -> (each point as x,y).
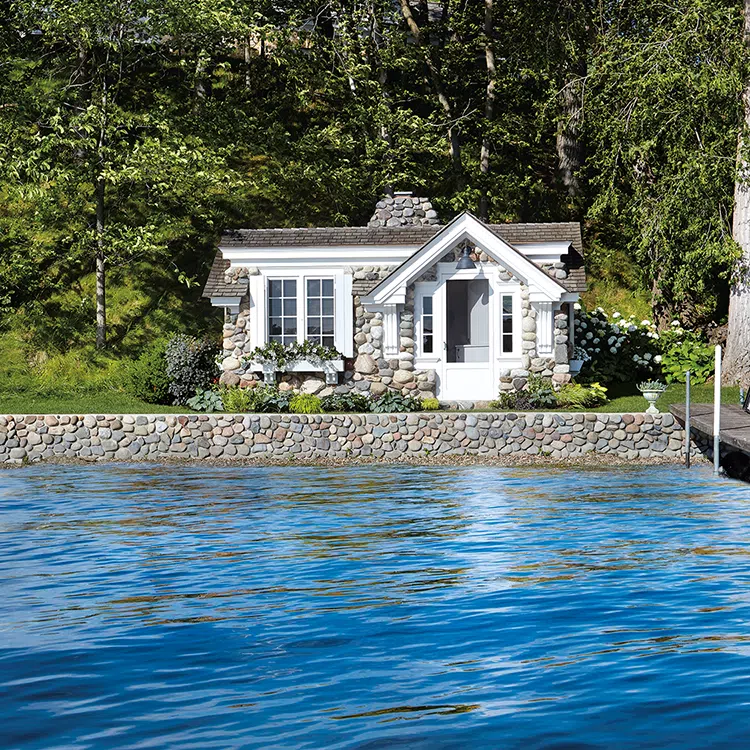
574,306 -> 661,383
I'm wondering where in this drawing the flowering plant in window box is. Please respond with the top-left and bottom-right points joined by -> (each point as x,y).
245,341 -> 344,384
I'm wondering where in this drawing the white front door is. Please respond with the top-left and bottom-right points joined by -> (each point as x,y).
440,277 -> 495,400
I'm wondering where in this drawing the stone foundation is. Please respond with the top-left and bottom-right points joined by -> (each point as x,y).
0,413 -> 701,464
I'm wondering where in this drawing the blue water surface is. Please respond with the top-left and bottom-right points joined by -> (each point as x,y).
2,464 -> 750,749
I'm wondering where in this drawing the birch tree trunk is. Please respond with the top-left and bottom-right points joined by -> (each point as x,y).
95,174 -> 106,349
724,0 -> 750,386
478,0 -> 496,222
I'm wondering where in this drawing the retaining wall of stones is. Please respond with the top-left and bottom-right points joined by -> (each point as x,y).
0,412 -> 699,464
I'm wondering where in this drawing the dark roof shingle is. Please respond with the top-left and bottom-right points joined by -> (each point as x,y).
208,220 -> 586,297
201,254 -> 248,298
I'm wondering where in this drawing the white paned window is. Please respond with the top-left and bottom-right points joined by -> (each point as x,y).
268,279 -> 298,345
306,278 -> 335,348
422,295 -> 434,354
502,294 -> 514,353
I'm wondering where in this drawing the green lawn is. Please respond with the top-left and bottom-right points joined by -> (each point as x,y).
0,381 -> 737,415
588,382 -> 739,414
0,391 -> 187,415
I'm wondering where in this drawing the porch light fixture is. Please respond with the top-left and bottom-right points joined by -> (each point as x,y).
456,246 -> 476,270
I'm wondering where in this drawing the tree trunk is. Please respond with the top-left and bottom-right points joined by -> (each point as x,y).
396,0 -> 461,170
724,0 -> 750,386
95,175 -> 106,349
556,54 -> 586,201
478,0 -> 496,222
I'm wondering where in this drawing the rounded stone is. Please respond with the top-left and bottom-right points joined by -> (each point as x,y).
222,357 -> 241,371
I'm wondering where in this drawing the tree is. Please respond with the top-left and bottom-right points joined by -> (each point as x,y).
4,0 -> 239,347
585,0 -> 744,327
725,0 -> 750,386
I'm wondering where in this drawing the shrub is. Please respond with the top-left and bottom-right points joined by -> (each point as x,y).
247,385 -> 292,413
369,391 -> 422,413
526,375 -> 557,408
125,342 -> 170,404
221,385 -> 254,412
320,391 -> 371,413
186,387 -> 224,413
575,306 -> 660,383
659,329 -> 714,383
290,393 -> 322,413
489,376 -> 557,410
421,397 -> 440,410
556,381 -> 608,409
165,334 -> 221,405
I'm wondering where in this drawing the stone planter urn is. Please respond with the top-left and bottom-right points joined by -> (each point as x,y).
637,381 -> 668,414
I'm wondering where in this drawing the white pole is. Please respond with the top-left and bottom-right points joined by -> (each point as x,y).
685,370 -> 691,469
714,345 -> 722,475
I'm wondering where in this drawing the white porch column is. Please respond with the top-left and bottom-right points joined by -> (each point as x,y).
533,301 -> 554,356
383,304 -> 399,358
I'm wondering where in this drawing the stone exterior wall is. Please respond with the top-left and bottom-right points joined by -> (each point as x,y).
215,251 -> 574,400
0,412 -> 700,464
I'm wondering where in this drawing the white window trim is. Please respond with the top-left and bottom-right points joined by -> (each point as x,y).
495,282 -> 521,359
414,281 -> 440,367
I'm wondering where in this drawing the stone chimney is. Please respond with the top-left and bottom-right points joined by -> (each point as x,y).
367,191 -> 439,228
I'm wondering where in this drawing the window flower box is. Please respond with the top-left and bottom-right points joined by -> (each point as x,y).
249,358 -> 344,385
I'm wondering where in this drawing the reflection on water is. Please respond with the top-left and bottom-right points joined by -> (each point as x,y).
2,465 -> 750,748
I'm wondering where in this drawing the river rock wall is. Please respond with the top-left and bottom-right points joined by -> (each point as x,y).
0,412 -> 698,464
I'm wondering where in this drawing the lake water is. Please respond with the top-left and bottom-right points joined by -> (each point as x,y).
2,464 -> 750,749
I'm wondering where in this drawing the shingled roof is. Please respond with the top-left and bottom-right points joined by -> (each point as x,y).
202,255 -> 249,298
206,221 -> 586,297
220,222 -> 583,253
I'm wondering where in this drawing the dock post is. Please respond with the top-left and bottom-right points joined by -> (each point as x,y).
714,345 -> 721,475
685,370 -> 691,469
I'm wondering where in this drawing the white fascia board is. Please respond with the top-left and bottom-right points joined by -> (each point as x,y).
513,241 -> 571,260
363,212 -> 567,305
210,296 -> 242,308
219,245 -> 417,267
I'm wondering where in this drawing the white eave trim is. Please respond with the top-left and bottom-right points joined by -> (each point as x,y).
361,212 -> 568,305
210,296 -> 242,311
219,244 -> 418,267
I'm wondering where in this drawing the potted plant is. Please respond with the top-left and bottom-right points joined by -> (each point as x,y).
569,346 -> 589,376
637,380 -> 668,414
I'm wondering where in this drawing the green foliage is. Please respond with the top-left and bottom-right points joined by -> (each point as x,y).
289,393 -> 322,414
490,376 -> 557,410
320,391 -> 371,413
586,0 -> 744,323
186,387 -> 224,413
248,340 -> 342,369
659,330 -> 715,384
245,386 -> 292,414
165,334 -> 220,405
576,307 -> 661,384
0,0 -> 746,359
421,397 -> 440,411
369,391 -> 423,413
221,385 -> 254,413
556,382 -> 608,409
638,380 -> 668,393
124,342 -> 170,404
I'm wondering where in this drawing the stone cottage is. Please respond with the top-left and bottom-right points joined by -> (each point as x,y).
202,193 -> 585,403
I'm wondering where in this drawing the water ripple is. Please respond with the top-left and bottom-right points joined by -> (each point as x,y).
2,464 -> 750,748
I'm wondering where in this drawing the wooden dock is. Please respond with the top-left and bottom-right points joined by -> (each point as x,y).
670,403 -> 750,454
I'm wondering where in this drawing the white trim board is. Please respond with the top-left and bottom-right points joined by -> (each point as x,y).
361,212 -> 569,307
